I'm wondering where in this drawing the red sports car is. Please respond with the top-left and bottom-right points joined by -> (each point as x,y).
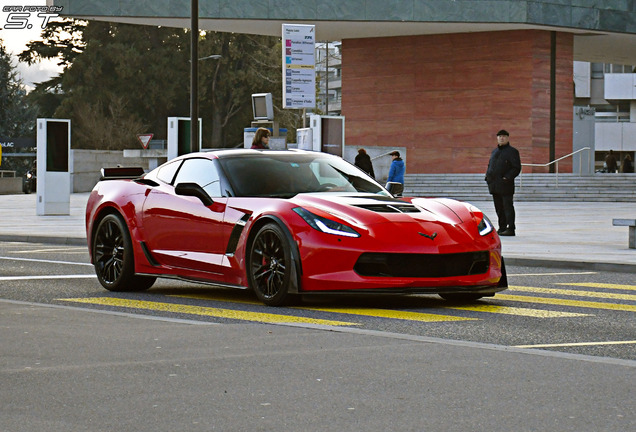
86,149 -> 507,306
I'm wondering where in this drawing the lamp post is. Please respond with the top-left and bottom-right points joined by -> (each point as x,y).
190,0 -> 199,153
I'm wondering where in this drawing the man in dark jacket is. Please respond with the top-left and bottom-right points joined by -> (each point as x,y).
485,130 -> 521,236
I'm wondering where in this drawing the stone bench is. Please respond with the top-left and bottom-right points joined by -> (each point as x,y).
612,219 -> 636,249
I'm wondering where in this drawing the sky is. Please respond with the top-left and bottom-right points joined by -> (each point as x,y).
0,0 -> 64,90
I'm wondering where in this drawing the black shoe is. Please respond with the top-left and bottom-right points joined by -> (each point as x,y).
499,229 -> 515,236
497,228 -> 506,234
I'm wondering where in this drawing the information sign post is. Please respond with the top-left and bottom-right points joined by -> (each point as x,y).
282,24 -> 316,110
36,119 -> 71,215
167,117 -> 202,161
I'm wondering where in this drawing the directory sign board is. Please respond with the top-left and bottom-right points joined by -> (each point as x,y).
282,24 -> 315,109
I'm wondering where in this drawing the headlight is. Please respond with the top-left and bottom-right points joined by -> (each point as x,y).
293,207 -> 360,238
468,205 -> 494,236
26,173 -> 32,179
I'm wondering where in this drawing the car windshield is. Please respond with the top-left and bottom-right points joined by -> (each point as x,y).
219,153 -> 390,198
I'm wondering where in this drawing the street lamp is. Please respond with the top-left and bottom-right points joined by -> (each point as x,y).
198,54 -> 222,61
190,0 -> 198,153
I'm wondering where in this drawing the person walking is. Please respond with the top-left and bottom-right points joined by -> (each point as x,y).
485,130 -> 521,236
605,150 -> 617,173
251,128 -> 271,149
354,148 -> 375,179
387,150 -> 405,196
621,154 -> 634,173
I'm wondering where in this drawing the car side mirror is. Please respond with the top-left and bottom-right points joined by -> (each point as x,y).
175,182 -> 214,206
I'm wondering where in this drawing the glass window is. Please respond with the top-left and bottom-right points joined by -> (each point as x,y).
219,153 -> 388,198
174,158 -> 222,197
155,160 -> 181,184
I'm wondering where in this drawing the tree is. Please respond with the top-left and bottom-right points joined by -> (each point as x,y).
21,22 -> 304,150
0,39 -> 34,137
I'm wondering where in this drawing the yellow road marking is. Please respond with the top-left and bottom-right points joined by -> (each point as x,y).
299,306 -> 475,322
175,293 -> 474,322
445,304 -> 589,318
514,340 -> 636,349
61,297 -> 356,326
510,285 -> 636,302
556,282 -> 636,291
496,294 -> 636,312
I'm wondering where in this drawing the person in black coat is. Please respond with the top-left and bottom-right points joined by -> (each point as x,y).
485,130 -> 521,236
354,148 -> 375,179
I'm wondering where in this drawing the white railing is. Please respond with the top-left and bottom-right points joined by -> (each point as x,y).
0,170 -> 16,178
520,147 -> 591,188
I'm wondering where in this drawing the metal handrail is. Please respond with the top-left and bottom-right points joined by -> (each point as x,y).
520,147 -> 591,188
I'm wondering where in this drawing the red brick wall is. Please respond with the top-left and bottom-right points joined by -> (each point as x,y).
341,30 -> 574,174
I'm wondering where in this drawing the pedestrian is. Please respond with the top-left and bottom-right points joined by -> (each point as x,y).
354,148 -> 375,179
251,128 -> 271,149
485,129 -> 521,236
386,150 -> 405,196
605,150 -> 617,173
621,154 -> 634,173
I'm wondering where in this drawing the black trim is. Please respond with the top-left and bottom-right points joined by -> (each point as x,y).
225,213 -> 251,255
140,241 -> 160,267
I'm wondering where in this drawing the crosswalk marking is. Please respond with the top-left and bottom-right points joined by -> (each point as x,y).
444,304 -> 589,318
298,306 -> 475,322
61,297 -> 357,326
174,293 -> 475,322
556,282 -> 636,292
510,285 -> 636,302
495,294 -> 636,312
57,280 -> 635,327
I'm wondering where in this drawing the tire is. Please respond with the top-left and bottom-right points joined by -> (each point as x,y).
93,214 -> 156,292
439,293 -> 484,302
247,223 -> 294,306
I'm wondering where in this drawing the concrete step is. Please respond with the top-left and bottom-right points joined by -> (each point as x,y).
402,173 -> 636,202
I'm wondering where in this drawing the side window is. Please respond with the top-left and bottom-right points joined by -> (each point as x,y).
174,158 -> 222,197
156,160 -> 181,184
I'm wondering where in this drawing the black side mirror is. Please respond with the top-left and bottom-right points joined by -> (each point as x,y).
175,182 -> 214,206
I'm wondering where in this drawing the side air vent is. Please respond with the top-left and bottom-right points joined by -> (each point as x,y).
355,204 -> 421,213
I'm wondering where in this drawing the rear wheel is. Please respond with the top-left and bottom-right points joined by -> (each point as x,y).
93,214 -> 155,292
248,223 -> 293,306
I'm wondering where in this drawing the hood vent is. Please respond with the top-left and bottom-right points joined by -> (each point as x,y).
355,204 -> 421,213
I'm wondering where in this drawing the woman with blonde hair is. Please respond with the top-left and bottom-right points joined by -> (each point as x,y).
251,128 -> 271,149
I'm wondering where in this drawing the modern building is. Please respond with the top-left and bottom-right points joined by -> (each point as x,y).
574,61 -> 636,172
52,0 -> 636,174
315,42 -> 342,116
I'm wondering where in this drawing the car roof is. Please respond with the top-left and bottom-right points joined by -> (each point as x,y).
179,148 -> 337,160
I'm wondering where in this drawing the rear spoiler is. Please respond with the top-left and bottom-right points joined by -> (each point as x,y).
100,167 -> 146,180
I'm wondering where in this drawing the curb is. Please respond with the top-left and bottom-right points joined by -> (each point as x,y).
0,235 -> 87,247
505,257 -> 636,274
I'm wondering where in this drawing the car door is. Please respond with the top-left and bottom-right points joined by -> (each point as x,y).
142,157 -> 230,276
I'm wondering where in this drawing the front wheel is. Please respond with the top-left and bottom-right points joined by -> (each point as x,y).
248,223 -> 294,306
93,214 -> 156,292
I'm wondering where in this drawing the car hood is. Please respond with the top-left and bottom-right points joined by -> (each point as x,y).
290,193 -> 469,227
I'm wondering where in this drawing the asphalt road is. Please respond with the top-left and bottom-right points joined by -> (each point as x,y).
1,241 -> 635,431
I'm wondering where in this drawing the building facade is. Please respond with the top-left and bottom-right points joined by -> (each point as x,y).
574,61 -> 636,172
52,0 -> 636,174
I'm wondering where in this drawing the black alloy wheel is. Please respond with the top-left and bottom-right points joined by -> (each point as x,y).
93,214 -> 155,292
248,223 -> 293,306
